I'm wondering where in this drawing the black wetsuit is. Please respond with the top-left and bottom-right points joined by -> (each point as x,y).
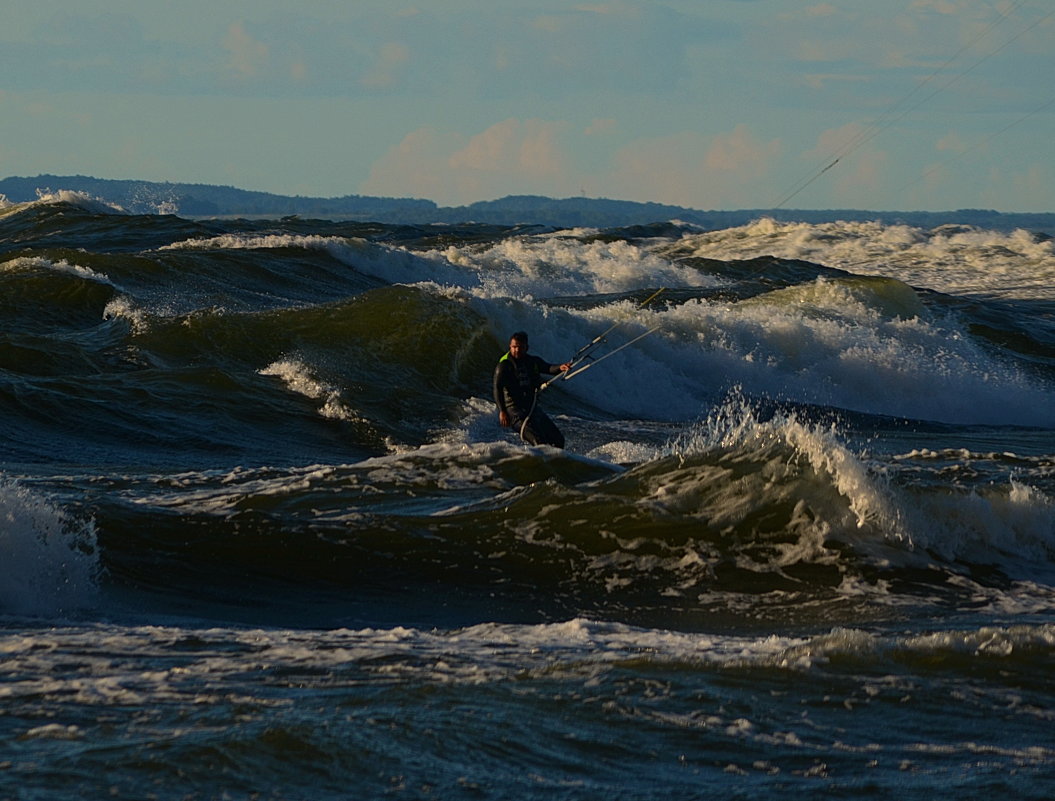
493,352 -> 565,448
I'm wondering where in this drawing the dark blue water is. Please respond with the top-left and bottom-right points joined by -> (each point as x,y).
3,194 -> 1055,799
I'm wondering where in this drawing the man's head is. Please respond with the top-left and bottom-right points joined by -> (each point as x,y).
509,331 -> 529,359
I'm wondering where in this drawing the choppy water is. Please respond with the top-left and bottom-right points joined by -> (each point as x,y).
2,192 -> 1055,799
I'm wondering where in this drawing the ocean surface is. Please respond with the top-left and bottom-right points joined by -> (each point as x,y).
2,192 -> 1055,800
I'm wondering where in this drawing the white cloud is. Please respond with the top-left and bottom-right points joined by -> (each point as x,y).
531,15 -> 564,34
919,160 -> 951,194
705,124 -> 781,177
837,148 -> 888,197
574,3 -> 636,15
800,73 -> 871,90
608,126 -> 782,208
584,118 -> 617,136
799,123 -> 890,202
360,42 -> 410,89
1016,163 -> 1048,195
936,131 -> 969,153
909,0 -> 960,14
450,118 -> 567,174
805,4 -> 839,17
224,22 -> 269,79
360,119 -> 575,204
362,118 -> 792,208
802,122 -> 867,163
359,127 -> 463,202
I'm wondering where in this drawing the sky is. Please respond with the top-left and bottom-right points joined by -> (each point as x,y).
1,0 -> 1052,212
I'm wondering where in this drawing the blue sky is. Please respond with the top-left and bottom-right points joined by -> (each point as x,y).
2,1 -> 1051,211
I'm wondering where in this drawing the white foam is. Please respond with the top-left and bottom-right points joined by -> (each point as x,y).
6,618 -> 1052,699
899,478 -> 1055,567
0,479 -> 99,618
775,623 -> 1055,669
22,724 -> 85,740
530,274 -> 1054,427
429,396 -> 504,447
448,224 -> 1052,427
160,232 -> 346,252
259,358 -> 365,424
660,397 -> 909,562
30,189 -> 126,215
157,222 -> 1055,428
1,255 -> 114,286
434,233 -> 715,299
102,296 -> 150,334
664,217 -> 1055,301
411,222 -> 1055,427
586,440 -> 658,464
0,618 -> 807,700
661,396 -> 1055,583
117,463 -> 341,518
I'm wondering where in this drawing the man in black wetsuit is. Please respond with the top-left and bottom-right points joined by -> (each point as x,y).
493,331 -> 570,448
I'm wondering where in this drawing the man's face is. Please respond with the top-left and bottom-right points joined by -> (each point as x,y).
509,337 -> 527,358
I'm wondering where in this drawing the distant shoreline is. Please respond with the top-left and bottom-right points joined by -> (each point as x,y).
2,173 -> 1052,234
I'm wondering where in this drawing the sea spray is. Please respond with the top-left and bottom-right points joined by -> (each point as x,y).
0,480 -> 99,617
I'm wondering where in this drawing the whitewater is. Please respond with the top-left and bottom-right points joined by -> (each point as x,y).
2,193 -> 1055,799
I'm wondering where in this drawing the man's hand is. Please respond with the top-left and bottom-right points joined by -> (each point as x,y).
499,410 -> 510,427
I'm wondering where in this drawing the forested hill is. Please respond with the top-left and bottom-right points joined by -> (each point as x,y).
0,174 -> 435,220
2,174 -> 1052,233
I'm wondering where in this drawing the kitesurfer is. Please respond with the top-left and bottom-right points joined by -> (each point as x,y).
493,331 -> 570,448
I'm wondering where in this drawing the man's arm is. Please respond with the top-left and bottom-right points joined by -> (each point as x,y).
493,362 -> 511,427
539,356 -> 571,376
